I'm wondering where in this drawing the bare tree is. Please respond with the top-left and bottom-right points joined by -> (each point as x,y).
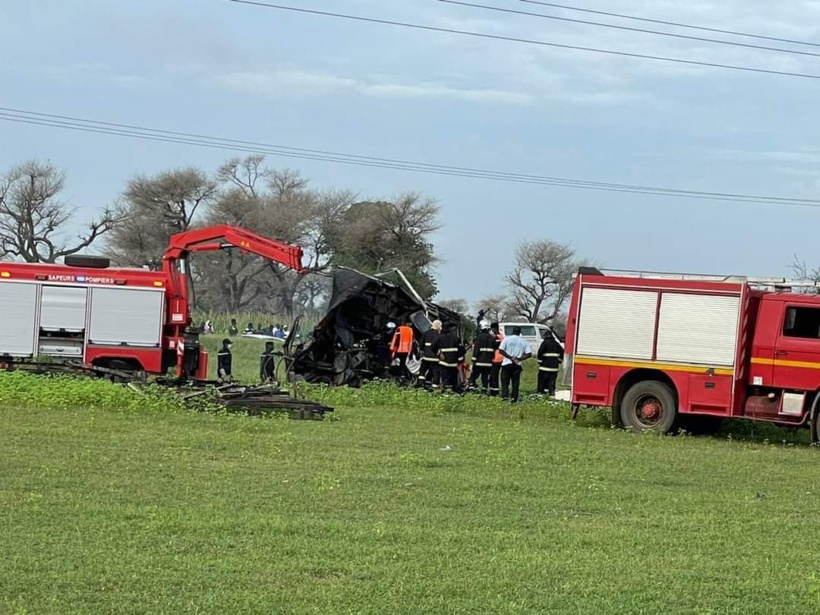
791,254 -> 820,283
437,298 -> 469,314
107,167 -> 217,266
790,254 -> 820,294
200,161 -> 356,316
216,155 -> 271,199
0,160 -> 116,263
476,293 -> 512,323
326,192 -> 442,298
505,239 -> 580,323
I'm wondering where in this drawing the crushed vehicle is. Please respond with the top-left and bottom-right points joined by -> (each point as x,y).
286,268 -> 462,387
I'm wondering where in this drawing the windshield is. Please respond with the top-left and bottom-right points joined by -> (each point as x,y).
178,257 -> 196,310
410,310 -> 432,333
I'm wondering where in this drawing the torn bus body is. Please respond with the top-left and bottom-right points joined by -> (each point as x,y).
287,268 -> 461,387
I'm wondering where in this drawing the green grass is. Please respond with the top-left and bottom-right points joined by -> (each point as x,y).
3,381 -> 820,613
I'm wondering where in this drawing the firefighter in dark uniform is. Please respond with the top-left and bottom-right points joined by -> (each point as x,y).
488,322 -> 504,396
260,341 -> 276,383
469,320 -> 496,394
418,319 -> 442,389
537,329 -> 564,396
217,338 -> 233,381
433,323 -> 463,392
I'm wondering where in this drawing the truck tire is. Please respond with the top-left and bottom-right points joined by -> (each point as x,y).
64,254 -> 110,269
620,380 -> 677,435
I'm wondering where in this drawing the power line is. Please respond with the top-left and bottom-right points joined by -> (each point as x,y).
441,0 -> 820,59
521,0 -> 820,50
227,0 -> 820,80
1,106 -> 819,208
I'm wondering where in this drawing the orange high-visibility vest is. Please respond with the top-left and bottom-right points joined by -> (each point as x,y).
492,333 -> 505,364
391,326 -> 414,355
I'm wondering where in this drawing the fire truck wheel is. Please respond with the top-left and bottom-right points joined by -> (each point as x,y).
620,381 -> 677,435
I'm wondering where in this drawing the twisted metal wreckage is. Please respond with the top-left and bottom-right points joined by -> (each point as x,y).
286,268 -> 462,387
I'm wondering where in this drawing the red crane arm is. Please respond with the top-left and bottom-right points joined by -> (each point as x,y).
163,225 -> 305,273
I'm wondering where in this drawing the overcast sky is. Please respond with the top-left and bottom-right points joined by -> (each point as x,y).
3,0 -> 820,304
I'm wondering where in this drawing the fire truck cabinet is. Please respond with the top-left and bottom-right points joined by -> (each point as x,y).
0,282 -> 38,356
88,287 -> 164,347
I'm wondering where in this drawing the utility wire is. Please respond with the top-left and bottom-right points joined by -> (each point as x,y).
1,106 -> 819,207
441,0 -> 820,59
521,0 -> 820,50
227,0 -> 820,80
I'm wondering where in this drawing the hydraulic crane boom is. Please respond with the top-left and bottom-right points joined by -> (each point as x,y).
163,224 -> 305,273
160,225 -> 306,379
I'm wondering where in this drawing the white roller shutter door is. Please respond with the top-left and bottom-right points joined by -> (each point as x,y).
576,288 -> 657,360
0,282 -> 38,356
89,287 -> 164,347
40,286 -> 88,332
656,293 -> 739,366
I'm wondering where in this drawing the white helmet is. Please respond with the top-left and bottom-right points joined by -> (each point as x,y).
479,319 -> 491,330
386,322 -> 397,330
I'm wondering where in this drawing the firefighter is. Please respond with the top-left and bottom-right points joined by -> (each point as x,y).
418,319 -> 442,389
469,320 -> 495,394
389,321 -> 414,382
217,338 -> 233,381
488,322 -> 504,396
260,340 -> 276,383
434,323 -> 463,392
537,329 -> 564,396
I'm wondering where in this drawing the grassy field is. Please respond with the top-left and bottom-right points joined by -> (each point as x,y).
3,376 -> 820,613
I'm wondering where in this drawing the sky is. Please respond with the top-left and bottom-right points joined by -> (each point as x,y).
3,0 -> 820,305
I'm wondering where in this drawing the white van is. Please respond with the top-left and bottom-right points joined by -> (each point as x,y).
499,322 -> 562,349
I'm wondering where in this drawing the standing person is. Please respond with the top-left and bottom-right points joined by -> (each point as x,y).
434,323 -> 464,392
217,338 -> 233,382
389,321 -> 414,382
537,329 -> 564,396
228,318 -> 239,337
475,309 -> 487,331
489,322 -> 504,397
260,340 -> 276,383
499,326 -> 533,403
469,320 -> 495,394
418,320 -> 442,389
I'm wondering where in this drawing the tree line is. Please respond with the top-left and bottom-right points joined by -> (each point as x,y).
0,157 -> 586,326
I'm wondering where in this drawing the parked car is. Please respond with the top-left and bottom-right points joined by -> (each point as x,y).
499,322 -> 562,348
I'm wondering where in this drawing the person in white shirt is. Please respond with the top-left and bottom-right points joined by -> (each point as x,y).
498,326 -> 533,403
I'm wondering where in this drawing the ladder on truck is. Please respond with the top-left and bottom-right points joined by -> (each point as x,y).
585,268 -> 820,290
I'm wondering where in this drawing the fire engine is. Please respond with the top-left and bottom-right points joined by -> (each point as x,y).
565,267 -> 820,441
0,225 -> 304,380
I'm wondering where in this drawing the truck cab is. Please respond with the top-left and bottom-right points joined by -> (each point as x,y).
749,293 -> 820,395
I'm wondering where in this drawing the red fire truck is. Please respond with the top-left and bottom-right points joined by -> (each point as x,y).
0,225 -> 304,380
565,268 -> 820,441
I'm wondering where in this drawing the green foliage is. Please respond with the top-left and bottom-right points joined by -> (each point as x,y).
0,372 -> 189,414
325,196 -> 441,299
